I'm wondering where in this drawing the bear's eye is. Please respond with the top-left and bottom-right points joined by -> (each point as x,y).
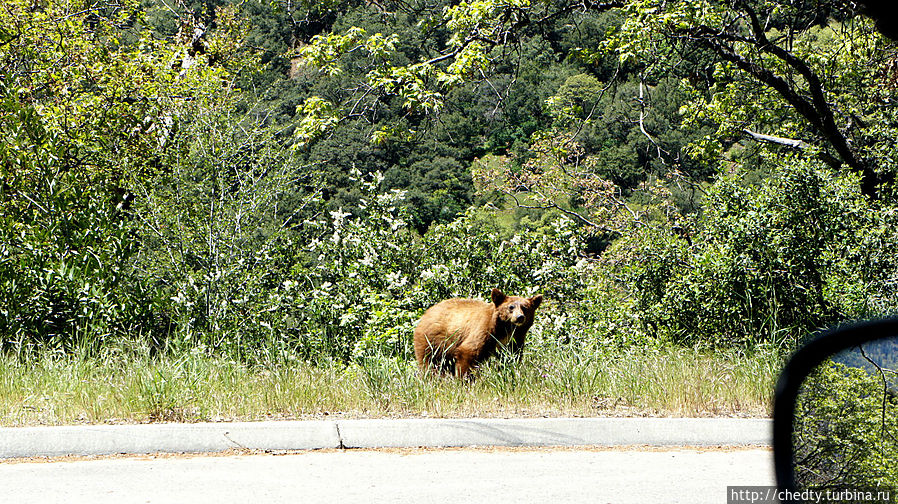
509,305 -> 516,310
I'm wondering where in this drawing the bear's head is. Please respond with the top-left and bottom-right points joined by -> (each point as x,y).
491,288 -> 543,328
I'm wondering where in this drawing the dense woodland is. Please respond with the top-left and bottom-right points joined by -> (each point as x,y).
2,0 -> 898,362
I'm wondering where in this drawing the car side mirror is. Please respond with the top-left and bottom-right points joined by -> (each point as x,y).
773,317 -> 898,501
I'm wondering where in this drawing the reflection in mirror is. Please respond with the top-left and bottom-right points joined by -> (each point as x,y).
793,335 -> 898,494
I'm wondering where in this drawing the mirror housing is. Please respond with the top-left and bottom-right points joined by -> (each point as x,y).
773,316 -> 898,495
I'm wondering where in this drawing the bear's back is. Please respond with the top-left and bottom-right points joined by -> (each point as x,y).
416,298 -> 495,343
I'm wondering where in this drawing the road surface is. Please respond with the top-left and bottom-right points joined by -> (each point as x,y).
1,446 -> 773,503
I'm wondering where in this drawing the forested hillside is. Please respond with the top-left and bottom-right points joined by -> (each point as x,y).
2,0 -> 897,363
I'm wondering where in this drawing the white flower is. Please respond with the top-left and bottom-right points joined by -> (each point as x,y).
386,271 -> 407,289
330,208 -> 351,228
340,313 -> 357,326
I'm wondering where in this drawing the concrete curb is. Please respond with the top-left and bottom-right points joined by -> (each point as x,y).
0,421 -> 339,459
337,418 -> 772,449
0,418 -> 771,459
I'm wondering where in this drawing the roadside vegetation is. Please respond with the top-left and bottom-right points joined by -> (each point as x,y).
0,342 -> 777,426
1,0 -> 896,424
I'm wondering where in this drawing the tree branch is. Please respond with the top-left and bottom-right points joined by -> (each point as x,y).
688,20 -> 881,196
742,129 -> 808,149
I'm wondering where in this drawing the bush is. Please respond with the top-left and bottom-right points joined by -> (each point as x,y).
278,176 -> 593,362
602,159 -> 898,348
0,84 -> 154,351
131,113 -> 319,359
794,360 -> 898,490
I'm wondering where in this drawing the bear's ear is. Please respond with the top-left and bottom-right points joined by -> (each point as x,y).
491,288 -> 506,306
530,294 -> 543,309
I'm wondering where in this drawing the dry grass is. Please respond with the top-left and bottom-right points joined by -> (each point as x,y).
0,344 -> 781,426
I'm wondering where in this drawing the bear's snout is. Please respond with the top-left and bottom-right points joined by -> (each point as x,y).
513,314 -> 526,325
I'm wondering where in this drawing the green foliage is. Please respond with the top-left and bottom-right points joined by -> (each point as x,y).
546,74 -> 714,189
270,176 -> 592,361
131,107 -> 318,358
285,2 -> 708,228
0,82 -> 150,349
610,0 -> 896,196
279,175 -> 420,361
0,0 -> 264,351
794,360 -> 898,492
3,0 -> 898,367
604,159 -> 898,347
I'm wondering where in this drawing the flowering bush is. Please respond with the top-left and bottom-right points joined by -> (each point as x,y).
276,172 -> 595,361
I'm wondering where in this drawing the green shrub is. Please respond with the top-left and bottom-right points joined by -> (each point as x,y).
277,175 -> 592,361
603,159 -> 898,348
0,83 -> 154,351
794,360 -> 898,490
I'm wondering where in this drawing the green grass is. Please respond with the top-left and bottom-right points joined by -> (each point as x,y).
0,344 -> 782,426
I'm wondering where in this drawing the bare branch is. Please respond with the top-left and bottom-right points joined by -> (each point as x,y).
860,345 -> 898,446
501,188 -> 614,232
742,129 -> 808,149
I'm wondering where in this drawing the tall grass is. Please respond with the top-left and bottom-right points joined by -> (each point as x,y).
0,342 -> 781,426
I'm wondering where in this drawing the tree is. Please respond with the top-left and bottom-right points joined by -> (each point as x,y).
0,0 -> 254,348
794,358 -> 898,491
611,0 -> 896,197
295,1 -> 896,202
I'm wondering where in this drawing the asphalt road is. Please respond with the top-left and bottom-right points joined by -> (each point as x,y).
1,446 -> 774,503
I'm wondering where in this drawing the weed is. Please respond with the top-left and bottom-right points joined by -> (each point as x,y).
0,342 -> 781,425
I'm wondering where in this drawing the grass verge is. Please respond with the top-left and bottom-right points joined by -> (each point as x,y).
0,344 -> 781,426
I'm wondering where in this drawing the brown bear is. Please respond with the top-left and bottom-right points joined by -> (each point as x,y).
413,288 -> 543,378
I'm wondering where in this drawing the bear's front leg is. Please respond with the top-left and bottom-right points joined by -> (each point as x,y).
454,351 -> 476,379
